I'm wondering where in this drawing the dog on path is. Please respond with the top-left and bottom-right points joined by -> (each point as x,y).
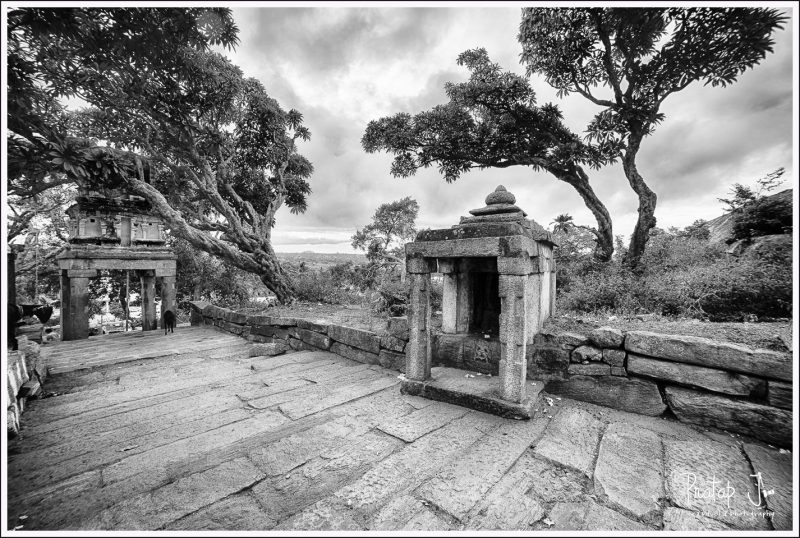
163,310 -> 176,335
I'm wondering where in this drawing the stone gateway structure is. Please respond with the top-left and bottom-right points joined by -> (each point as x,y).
400,186 -> 557,418
56,184 -> 176,340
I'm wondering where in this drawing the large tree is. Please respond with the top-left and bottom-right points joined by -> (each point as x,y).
519,7 -> 787,266
362,49 -> 616,261
351,196 -> 419,263
7,8 -> 311,303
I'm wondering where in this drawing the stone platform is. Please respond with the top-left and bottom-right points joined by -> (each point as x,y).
400,366 -> 543,420
5,327 -> 793,532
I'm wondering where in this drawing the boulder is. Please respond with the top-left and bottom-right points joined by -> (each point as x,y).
556,332 -> 589,348
588,327 -> 624,349
664,386 -> 792,448
572,345 -> 603,362
602,349 -> 626,367
545,375 -> 667,416
625,331 -> 790,381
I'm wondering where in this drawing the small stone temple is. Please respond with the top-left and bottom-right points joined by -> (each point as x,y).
401,185 -> 557,418
57,180 -> 176,341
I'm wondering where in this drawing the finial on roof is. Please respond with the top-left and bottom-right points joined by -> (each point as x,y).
485,185 -> 516,206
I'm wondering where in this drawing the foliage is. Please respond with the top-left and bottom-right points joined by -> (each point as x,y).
286,264 -> 364,305
7,7 -> 311,303
732,196 -> 792,241
519,7 -> 787,265
719,168 -> 785,212
351,197 -> 419,263
363,48 -> 615,261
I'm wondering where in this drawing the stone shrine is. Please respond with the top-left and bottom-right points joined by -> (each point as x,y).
401,185 -> 557,418
56,179 -> 177,341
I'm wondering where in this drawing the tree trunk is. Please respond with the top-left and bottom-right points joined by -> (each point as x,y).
552,165 -> 614,262
621,135 -> 657,268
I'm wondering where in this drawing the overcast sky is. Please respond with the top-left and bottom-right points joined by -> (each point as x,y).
218,5 -> 795,253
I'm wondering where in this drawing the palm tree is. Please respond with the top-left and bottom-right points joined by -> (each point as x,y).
550,214 -> 574,234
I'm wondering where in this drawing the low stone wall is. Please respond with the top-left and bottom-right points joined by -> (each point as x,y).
188,301 -> 792,448
543,327 -> 793,448
188,301 -> 409,373
7,336 -> 47,437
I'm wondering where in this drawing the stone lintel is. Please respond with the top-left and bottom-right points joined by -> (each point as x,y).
66,269 -> 98,278
406,236 -> 538,259
154,267 -> 177,277
405,256 -> 438,274
497,255 -> 533,276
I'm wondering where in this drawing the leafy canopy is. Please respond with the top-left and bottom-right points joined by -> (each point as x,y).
351,197 -> 419,263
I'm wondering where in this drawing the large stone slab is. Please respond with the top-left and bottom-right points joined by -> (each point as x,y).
743,443 -> 793,530
377,349 -> 405,372
329,342 -> 380,365
589,327 -> 624,348
296,328 -> 332,350
664,386 -> 792,448
546,500 -> 647,531
664,438 -> 771,530
625,331 -> 791,381
628,354 -> 765,397
328,325 -> 381,354
546,375 -> 667,416
593,422 -> 663,525
377,403 -> 468,442
662,507 -> 732,531
767,381 -> 792,410
164,493 -> 277,530
533,407 -> 604,476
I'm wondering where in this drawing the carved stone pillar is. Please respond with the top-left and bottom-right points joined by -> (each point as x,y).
498,273 -> 528,403
140,271 -> 157,331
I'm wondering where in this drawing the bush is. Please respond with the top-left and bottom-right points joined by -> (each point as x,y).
732,196 -> 792,240
291,268 -> 363,305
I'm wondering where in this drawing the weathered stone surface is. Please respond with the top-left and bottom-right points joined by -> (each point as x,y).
602,349 -> 626,367
328,325 -> 381,354
372,495 -> 452,530
628,354 -> 765,397
289,337 -> 318,352
593,422 -> 663,525
330,342 -> 380,365
528,345 -> 570,380
295,319 -> 329,333
296,328 -> 332,350
249,343 -> 287,357
743,443 -> 792,531
377,349 -> 405,372
557,332 -> 589,348
664,438 -> 771,530
547,500 -> 647,531
572,345 -> 603,363
380,335 -> 406,353
534,407 -> 604,476
568,363 -> 611,376
378,403 -> 468,442
664,386 -> 792,448
546,375 -> 667,416
625,330 -> 791,381
386,317 -> 408,339
610,367 -> 627,377
267,316 -> 299,327
165,493 -> 277,530
662,507 -> 731,531
589,327 -> 625,348
767,381 -> 792,410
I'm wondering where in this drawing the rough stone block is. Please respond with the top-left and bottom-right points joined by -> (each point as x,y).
378,349 -> 406,373
662,507 -> 732,531
546,376 -> 667,416
267,316 -> 299,327
572,345 -> 603,362
289,337 -> 318,352
625,330 -> 791,381
296,328 -> 332,350
767,381 -> 792,410
610,367 -> 627,377
380,335 -> 406,353
534,407 -> 603,476
628,354 -> 765,397
296,319 -> 329,333
406,255 -> 437,274
568,363 -> 611,376
743,443 -> 793,530
557,332 -> 589,348
497,255 -> 533,275
328,325 -> 381,354
588,327 -> 624,348
664,386 -> 792,448
220,321 -> 244,335
249,343 -> 287,357
387,316 -> 409,336
602,349 -> 626,367
330,342 -> 380,365
547,500 -> 647,531
528,346 -> 570,380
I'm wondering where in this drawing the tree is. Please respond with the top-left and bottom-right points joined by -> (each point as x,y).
352,197 -> 419,263
363,49 -> 616,261
519,7 -> 787,266
550,213 -> 575,234
718,167 -> 785,212
7,8 -> 311,303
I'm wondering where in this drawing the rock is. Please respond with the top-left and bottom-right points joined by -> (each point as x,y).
625,331 -> 790,381
627,354 -> 765,397
330,342 -> 380,365
378,349 -> 405,372
556,332 -> 589,348
593,423 -> 663,525
572,345 -> 603,362
664,386 -> 791,448
662,507 -> 731,531
528,346 -> 570,380
767,381 -> 792,410
296,328 -> 332,351
664,437 -> 771,530
387,317 -> 409,337
380,335 -> 406,353
568,363 -> 611,376
589,327 -> 624,348
602,349 -> 626,367
610,367 -> 627,377
249,343 -> 286,357
328,325 -> 381,354
296,319 -> 329,333
546,376 -> 667,416
533,407 -> 604,476
742,443 -> 792,531
547,500 -> 647,531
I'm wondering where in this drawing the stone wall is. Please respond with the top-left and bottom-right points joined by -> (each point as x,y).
188,302 -> 409,373
7,336 -> 46,437
543,327 -> 792,448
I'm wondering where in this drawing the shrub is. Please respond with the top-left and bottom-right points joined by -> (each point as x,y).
732,196 -> 792,240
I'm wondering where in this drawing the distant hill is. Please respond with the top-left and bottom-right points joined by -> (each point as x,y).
277,252 -> 368,271
706,188 -> 792,243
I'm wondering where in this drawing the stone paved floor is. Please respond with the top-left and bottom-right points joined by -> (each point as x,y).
6,327 -> 793,531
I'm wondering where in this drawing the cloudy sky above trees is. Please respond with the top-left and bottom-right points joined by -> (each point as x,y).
219,5 -> 795,253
